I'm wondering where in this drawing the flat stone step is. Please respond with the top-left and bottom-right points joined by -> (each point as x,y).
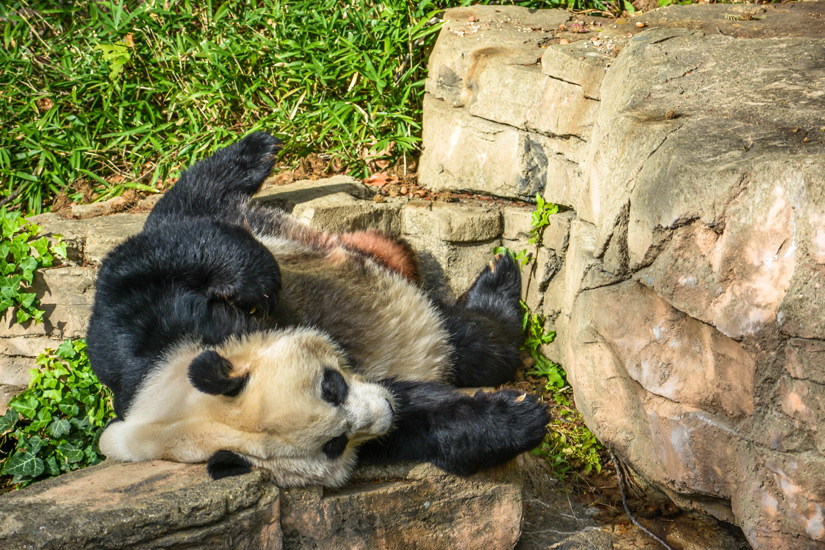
0,460 -> 523,550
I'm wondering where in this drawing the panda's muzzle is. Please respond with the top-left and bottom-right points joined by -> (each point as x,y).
344,380 -> 395,439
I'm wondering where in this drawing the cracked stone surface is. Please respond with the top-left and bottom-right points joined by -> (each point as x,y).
0,460 -> 282,550
421,4 -> 825,549
0,460 -> 523,550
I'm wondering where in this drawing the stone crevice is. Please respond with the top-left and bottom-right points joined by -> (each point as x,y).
540,72 -> 600,102
469,111 -> 588,144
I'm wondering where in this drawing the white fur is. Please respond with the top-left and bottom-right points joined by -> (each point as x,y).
100,329 -> 396,486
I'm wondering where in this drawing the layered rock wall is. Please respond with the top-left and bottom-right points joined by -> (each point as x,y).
420,4 -> 825,549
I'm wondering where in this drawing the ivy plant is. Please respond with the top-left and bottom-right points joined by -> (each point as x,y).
0,339 -> 114,487
1,208 -> 66,324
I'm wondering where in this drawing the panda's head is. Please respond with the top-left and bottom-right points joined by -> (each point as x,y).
99,329 -> 396,487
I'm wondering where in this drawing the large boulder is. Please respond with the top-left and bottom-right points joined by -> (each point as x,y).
571,22 -> 825,548
421,3 -> 825,548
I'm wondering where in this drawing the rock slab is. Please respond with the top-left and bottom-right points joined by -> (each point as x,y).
0,460 -> 282,550
0,460 -> 523,550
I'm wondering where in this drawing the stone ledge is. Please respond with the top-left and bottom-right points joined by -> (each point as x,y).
0,460 -> 523,550
0,460 -> 281,550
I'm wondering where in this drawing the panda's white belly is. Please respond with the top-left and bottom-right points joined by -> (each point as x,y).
258,237 -> 453,384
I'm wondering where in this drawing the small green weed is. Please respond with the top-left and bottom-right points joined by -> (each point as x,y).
534,413 -> 603,478
0,339 -> 114,488
521,303 -> 564,392
528,193 -> 560,247
500,194 -> 603,479
1,208 -> 66,324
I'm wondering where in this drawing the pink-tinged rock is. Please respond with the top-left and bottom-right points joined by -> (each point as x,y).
633,177 -> 799,340
733,450 -> 825,550
567,281 -> 748,502
586,281 -> 754,418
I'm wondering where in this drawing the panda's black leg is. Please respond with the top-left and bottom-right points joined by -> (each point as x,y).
207,450 -> 252,479
461,252 -> 523,325
444,254 -> 524,387
359,381 -> 549,475
148,131 -> 283,223
198,222 -> 282,318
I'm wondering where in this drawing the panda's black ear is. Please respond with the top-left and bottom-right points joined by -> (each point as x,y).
188,350 -> 247,397
207,450 -> 252,480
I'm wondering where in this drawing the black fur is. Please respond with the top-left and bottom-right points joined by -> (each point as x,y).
207,450 -> 253,479
188,350 -> 247,397
322,434 -> 349,460
442,254 -> 524,387
359,380 -> 550,476
321,368 -> 349,406
87,133 -> 282,417
146,131 -> 282,226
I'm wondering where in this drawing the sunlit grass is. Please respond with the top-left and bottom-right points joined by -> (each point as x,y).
1,0 -> 623,213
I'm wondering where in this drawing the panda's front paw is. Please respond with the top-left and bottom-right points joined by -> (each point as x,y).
206,249 -> 282,318
210,269 -> 281,318
481,388 -> 550,452
235,131 -> 282,169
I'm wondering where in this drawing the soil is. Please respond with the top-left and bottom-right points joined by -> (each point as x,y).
517,450 -> 752,549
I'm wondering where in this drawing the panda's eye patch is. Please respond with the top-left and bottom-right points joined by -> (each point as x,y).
321,368 -> 348,406
322,434 -> 349,459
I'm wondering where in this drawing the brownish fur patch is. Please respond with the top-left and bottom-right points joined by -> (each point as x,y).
338,231 -> 420,284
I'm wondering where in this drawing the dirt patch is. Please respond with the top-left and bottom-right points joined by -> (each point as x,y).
518,451 -> 751,550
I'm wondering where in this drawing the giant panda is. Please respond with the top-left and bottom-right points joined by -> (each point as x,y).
86,131 -> 550,487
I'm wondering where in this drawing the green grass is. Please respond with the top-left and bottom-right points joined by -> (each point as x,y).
1,0 -> 624,214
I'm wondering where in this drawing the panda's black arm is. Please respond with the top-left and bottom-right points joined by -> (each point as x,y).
358,381 -> 550,476
146,131 -> 282,225
98,219 -> 282,319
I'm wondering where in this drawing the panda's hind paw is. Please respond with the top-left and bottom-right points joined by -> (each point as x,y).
458,254 -> 522,331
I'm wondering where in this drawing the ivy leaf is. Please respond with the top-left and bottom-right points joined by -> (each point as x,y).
10,394 -> 39,419
26,434 -> 46,455
53,241 -> 67,260
30,237 -> 49,258
58,442 -> 84,464
0,408 -> 19,433
56,339 -> 77,360
59,402 -> 80,417
48,418 -> 71,438
16,308 -> 31,324
44,455 -> 61,476
2,451 -> 45,479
